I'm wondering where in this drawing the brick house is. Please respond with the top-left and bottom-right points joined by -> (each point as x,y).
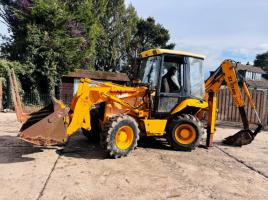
236,63 -> 268,90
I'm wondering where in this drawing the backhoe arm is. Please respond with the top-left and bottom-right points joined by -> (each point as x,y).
205,60 -> 262,146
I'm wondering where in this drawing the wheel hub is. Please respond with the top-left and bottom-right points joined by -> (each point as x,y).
175,124 -> 197,145
180,129 -> 191,139
118,131 -> 128,142
115,126 -> 134,150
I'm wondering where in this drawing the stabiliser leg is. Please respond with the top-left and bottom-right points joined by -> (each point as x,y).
206,92 -> 217,147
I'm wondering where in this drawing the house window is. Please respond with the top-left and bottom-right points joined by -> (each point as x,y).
246,72 -> 252,80
255,73 -> 262,80
245,72 -> 262,81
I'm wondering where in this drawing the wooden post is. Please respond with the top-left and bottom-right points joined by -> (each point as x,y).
6,71 -> 11,109
0,79 -> 2,111
9,69 -> 28,122
267,92 -> 268,128
261,90 -> 267,127
11,69 -> 23,112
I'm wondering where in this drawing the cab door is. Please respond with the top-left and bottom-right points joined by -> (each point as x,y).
153,54 -> 189,118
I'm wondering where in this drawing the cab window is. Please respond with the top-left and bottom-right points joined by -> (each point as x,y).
189,57 -> 205,99
160,55 -> 185,94
138,56 -> 161,88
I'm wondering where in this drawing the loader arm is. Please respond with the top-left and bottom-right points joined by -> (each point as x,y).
66,78 -> 148,136
18,78 -> 148,145
205,60 -> 262,146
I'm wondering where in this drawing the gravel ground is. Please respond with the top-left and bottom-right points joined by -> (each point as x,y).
0,113 -> 267,200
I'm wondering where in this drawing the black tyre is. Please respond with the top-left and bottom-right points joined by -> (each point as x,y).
101,115 -> 140,158
166,114 -> 203,151
82,109 -> 101,142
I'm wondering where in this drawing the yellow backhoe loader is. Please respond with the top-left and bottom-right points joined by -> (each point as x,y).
14,49 -> 262,158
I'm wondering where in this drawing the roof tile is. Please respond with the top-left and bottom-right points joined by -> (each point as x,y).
63,69 -> 130,82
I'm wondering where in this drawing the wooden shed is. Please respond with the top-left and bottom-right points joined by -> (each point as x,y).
60,69 -> 130,103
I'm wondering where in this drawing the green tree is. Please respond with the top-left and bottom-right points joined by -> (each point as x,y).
95,1 -> 138,72
254,51 -> 268,72
95,10 -> 175,72
122,16 -> 175,77
0,0 -> 104,96
0,0 -> 175,96
133,17 -> 175,53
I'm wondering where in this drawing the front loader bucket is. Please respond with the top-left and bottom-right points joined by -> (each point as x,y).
18,98 -> 69,146
222,124 -> 262,146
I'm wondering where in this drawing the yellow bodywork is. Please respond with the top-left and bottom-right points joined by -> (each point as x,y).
143,119 -> 167,136
171,99 -> 208,115
205,60 -> 247,107
206,93 -> 217,144
204,59 -> 262,146
142,99 -> 207,137
66,78 -> 148,136
242,82 -> 256,108
139,48 -> 206,59
15,49 -> 262,149
66,80 -> 208,137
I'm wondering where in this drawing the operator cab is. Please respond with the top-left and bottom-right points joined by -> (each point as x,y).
137,49 -> 205,117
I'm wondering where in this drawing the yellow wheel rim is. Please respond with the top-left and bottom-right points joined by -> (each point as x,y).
174,124 -> 197,145
115,126 -> 134,150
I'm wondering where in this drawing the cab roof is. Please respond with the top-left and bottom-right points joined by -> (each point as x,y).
139,49 -> 206,59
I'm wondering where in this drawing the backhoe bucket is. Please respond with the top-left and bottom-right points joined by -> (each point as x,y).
18,98 -> 69,146
222,124 -> 262,146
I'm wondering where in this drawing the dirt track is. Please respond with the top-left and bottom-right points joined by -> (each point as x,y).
0,113 -> 267,200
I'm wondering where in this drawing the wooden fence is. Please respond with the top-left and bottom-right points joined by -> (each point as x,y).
217,87 -> 268,128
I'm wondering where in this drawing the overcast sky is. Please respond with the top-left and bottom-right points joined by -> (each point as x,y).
0,0 -> 268,74
126,0 -> 268,74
